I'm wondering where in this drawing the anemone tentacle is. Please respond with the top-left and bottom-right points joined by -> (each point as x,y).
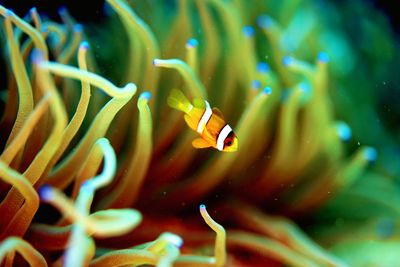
0,1 -> 399,266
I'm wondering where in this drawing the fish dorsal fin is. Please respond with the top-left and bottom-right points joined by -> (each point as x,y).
193,98 -> 206,109
212,107 -> 224,119
192,138 -> 211,149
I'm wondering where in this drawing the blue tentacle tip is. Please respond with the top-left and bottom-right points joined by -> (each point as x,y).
81,41 -> 90,49
257,15 -> 272,29
282,56 -> 294,66
186,38 -> 198,48
299,82 -> 310,93
377,218 -> 394,238
74,24 -> 83,32
140,91 -> 151,100
243,25 -> 255,37
81,180 -> 95,192
317,52 -> 329,63
336,122 -> 352,141
257,62 -> 270,73
364,147 -> 377,162
263,86 -> 272,95
42,25 -> 49,33
251,80 -> 261,89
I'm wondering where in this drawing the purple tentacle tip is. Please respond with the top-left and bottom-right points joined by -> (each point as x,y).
31,49 -> 43,64
38,185 -> 53,201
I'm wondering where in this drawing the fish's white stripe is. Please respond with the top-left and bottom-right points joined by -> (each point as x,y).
196,101 -> 212,134
217,124 -> 232,151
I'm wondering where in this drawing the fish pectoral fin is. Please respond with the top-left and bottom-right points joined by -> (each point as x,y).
212,107 -> 224,119
192,138 -> 211,149
203,126 -> 217,139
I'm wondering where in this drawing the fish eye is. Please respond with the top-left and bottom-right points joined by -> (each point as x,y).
224,138 -> 233,146
224,132 -> 235,147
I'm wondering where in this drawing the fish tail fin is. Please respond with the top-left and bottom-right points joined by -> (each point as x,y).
167,89 -> 193,113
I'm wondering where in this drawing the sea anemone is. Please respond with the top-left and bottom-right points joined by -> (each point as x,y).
0,0 -> 399,266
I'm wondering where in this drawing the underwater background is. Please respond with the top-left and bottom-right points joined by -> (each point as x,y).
0,0 -> 399,266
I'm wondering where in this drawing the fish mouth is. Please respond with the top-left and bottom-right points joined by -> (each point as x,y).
224,142 -> 238,152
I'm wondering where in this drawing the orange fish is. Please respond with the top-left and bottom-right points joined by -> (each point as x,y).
167,89 -> 238,152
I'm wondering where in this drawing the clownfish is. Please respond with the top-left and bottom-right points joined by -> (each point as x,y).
167,89 -> 238,152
